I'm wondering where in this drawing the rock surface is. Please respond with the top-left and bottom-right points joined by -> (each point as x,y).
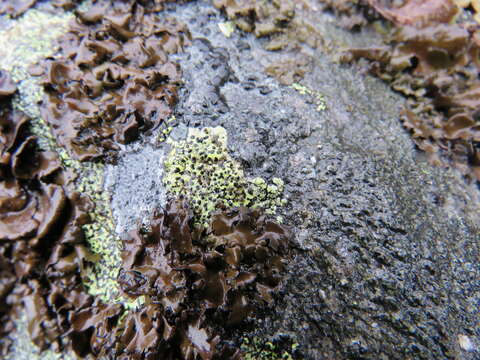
160,1 -> 479,359
1,0 -> 479,359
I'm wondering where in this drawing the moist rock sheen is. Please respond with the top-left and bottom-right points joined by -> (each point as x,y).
158,1 -> 479,359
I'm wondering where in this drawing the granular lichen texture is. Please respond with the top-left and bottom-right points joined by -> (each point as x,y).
0,9 -> 73,81
0,7 -> 73,139
164,127 -> 287,226
241,337 -> 300,360
41,0 -> 190,161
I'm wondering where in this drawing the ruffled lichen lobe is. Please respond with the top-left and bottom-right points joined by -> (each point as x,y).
0,2 -> 295,359
0,3 -> 125,306
0,71 -> 94,358
0,7 -> 73,148
40,0 -> 189,162
337,1 -> 480,181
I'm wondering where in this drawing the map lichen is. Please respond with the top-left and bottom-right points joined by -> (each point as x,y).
163,126 -> 286,226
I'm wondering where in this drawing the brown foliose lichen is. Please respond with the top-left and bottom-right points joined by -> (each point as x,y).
213,0 -> 323,52
71,199 -> 291,359
0,0 -> 84,17
213,0 -> 294,36
265,56 -> 312,85
366,0 -> 459,28
316,0 -> 376,30
318,0 -> 459,30
0,0 -> 37,18
338,2 -> 480,181
0,71 -> 17,98
40,0 -> 190,162
0,71 -> 96,356
213,0 -> 324,86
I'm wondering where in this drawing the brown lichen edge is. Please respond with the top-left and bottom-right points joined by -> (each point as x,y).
75,199 -> 291,359
0,0 -> 84,18
0,69 -> 95,355
40,0 -> 190,162
337,2 -> 480,181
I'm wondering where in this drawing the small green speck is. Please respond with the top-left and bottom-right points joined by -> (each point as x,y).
219,21 -> 235,38
291,82 -> 327,112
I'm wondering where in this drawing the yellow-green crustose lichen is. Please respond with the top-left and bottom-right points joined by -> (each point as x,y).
0,6 -> 125,306
241,337 -> 300,360
164,127 -> 287,226
291,83 -> 327,112
79,164 -> 125,305
0,9 -> 73,79
218,20 -> 235,37
157,115 -> 176,143
6,315 -> 76,360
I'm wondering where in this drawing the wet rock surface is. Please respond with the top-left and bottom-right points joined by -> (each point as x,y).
139,1 -> 478,359
105,144 -> 168,234
0,0 -> 479,359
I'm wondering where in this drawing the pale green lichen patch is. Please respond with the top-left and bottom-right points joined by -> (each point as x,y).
0,8 -> 73,148
0,8 -> 73,149
164,127 -> 286,226
241,337 -> 300,360
0,9 -> 72,80
6,314 -> 76,360
219,21 -> 235,37
43,146 -> 125,305
157,115 -> 177,143
291,82 -> 327,112
0,6 -> 123,359
79,164 -> 124,305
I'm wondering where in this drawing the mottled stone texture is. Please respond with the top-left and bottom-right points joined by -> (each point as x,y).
161,1 -> 479,359
2,0 -> 479,359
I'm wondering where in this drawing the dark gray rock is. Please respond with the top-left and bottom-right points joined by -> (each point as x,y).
160,1 -> 480,359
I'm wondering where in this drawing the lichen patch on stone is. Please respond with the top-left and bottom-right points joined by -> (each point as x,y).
0,5 -> 126,306
163,126 -> 287,226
